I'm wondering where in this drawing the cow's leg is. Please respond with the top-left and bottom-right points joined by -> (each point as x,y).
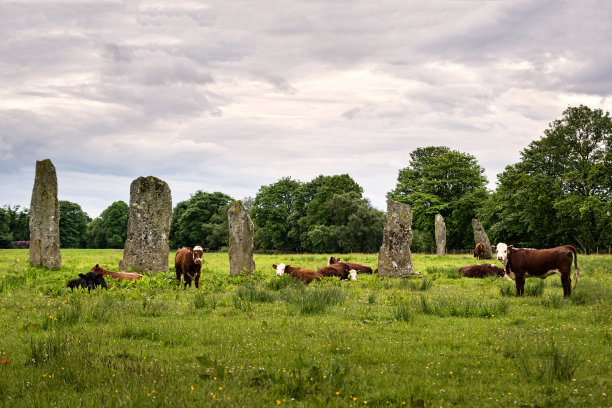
195,273 -> 200,289
176,264 -> 182,284
183,275 -> 191,289
515,274 -> 525,296
561,271 -> 571,298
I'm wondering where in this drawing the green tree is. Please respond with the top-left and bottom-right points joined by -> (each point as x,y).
85,201 -> 129,248
387,146 -> 488,250
483,105 -> 611,252
201,202 -> 233,250
0,208 -> 13,248
3,205 -> 29,241
59,201 -> 90,248
170,191 -> 234,248
251,177 -> 301,251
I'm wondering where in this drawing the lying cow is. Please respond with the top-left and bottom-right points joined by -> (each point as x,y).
318,262 -> 357,281
496,242 -> 579,298
459,263 -> 506,278
67,272 -> 108,291
273,264 -> 323,284
328,256 -> 373,274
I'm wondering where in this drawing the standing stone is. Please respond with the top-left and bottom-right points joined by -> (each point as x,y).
29,159 -> 61,269
377,201 -> 415,277
228,200 -> 255,276
119,176 -> 172,273
472,218 -> 493,259
435,213 -> 446,256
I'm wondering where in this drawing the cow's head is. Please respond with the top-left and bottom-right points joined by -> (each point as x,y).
192,246 -> 204,265
273,263 -> 286,277
328,256 -> 341,265
349,269 -> 357,281
496,243 -> 508,262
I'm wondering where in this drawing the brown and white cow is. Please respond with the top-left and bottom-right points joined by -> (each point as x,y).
317,262 -> 357,281
495,243 -> 579,298
273,264 -> 323,284
328,256 -> 373,274
473,242 -> 487,260
175,246 -> 204,289
459,263 -> 506,278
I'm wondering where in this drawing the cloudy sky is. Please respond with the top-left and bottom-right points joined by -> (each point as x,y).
2,0 -> 611,218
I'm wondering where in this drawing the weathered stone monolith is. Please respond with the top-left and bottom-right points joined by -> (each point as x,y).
29,159 -> 61,269
377,201 -> 415,277
119,176 -> 172,273
228,200 -> 255,276
435,213 -> 446,256
472,218 -> 493,259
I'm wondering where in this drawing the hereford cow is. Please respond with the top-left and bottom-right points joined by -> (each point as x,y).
175,246 -> 204,289
328,256 -> 374,274
91,264 -> 143,281
67,272 -> 107,291
496,242 -> 579,297
273,264 -> 323,284
317,262 -> 357,281
473,242 -> 487,260
459,263 -> 506,278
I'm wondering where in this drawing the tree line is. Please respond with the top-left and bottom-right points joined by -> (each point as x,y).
1,105 -> 610,253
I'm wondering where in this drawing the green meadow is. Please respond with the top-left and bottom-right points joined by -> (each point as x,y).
0,249 -> 610,407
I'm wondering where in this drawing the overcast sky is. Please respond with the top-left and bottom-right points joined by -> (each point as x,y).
1,0 -> 611,218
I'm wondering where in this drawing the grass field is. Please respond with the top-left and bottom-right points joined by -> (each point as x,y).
0,249 -> 610,407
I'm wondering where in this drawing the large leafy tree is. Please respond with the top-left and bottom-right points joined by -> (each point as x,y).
2,205 -> 29,242
59,201 -> 90,248
251,177 -> 301,251
482,105 -> 611,252
387,146 -> 488,250
0,208 -> 13,248
169,191 -> 234,248
85,201 -> 129,248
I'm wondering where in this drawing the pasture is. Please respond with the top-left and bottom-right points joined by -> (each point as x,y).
0,249 -> 610,407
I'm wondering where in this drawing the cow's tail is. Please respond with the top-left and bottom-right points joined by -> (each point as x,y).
568,245 -> 579,290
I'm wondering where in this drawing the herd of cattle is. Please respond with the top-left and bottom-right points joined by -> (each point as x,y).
66,242 -> 580,298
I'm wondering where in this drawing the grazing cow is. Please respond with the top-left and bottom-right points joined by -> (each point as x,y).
273,264 -> 323,284
67,272 -> 107,291
495,242 -> 579,298
459,263 -> 506,278
473,242 -> 487,260
328,256 -> 374,274
91,264 -> 143,281
317,262 -> 357,281
175,246 -> 204,289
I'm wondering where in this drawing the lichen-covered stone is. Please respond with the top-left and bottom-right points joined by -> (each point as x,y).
29,159 -> 61,269
119,176 -> 172,273
228,200 -> 255,276
472,218 -> 493,259
435,213 -> 446,256
378,201 -> 415,277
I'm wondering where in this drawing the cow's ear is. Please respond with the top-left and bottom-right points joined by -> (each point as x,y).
508,245 -> 514,250
272,264 -> 277,269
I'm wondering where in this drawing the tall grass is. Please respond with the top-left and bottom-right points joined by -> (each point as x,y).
514,343 -> 582,382
419,295 -> 508,317
281,286 -> 346,314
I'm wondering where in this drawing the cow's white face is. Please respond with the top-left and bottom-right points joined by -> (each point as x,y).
496,243 -> 508,263
193,246 -> 204,264
276,263 -> 286,277
349,269 -> 357,281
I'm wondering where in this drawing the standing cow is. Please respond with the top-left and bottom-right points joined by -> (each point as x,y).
175,246 -> 204,289
473,242 -> 487,260
496,243 -> 579,298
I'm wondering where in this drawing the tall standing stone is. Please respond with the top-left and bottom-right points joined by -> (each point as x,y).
377,201 -> 415,277
119,176 -> 172,273
29,159 -> 61,269
472,218 -> 493,259
435,213 -> 446,256
228,200 -> 255,276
